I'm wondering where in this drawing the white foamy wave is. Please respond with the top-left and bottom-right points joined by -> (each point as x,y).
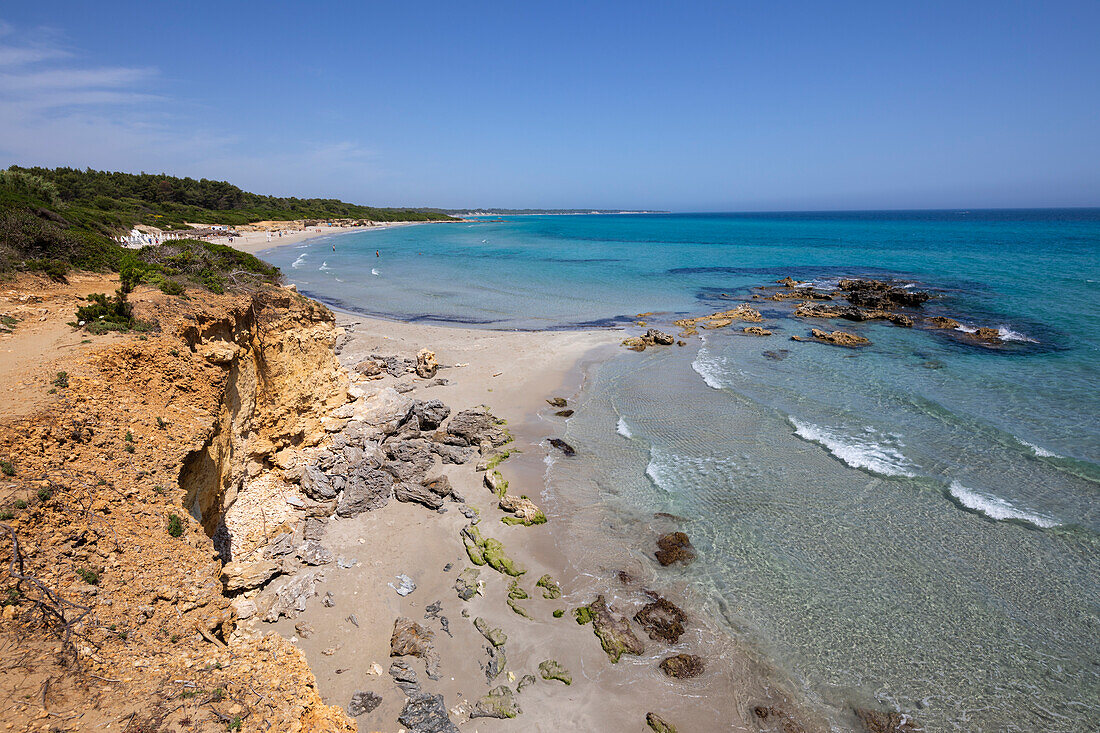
319,260 -> 332,271
789,418 -> 916,477
691,345 -> 725,390
947,481 -> 1058,528
616,417 -> 633,439
291,254 -> 307,269
371,268 -> 380,276
1017,438 -> 1060,458
955,324 -> 1037,343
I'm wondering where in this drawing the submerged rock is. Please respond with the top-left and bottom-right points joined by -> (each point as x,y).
471,685 -> 520,719
762,349 -> 789,361
754,705 -> 809,733
792,328 -> 870,348
348,690 -> 382,716
659,653 -> 705,678
588,595 -> 645,663
927,316 -> 960,329
538,659 -> 572,685
655,531 -> 696,566
546,397 -> 568,408
854,708 -> 923,733
744,326 -> 772,336
634,595 -> 687,643
535,574 -> 562,599
547,438 -> 576,456
646,712 -> 678,733
554,409 -> 575,417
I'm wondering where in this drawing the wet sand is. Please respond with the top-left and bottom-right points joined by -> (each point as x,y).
258,313 -> 812,731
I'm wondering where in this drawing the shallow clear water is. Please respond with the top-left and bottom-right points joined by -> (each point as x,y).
266,211 -> 1100,730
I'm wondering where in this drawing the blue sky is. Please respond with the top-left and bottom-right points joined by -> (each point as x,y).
1,2 -> 1098,210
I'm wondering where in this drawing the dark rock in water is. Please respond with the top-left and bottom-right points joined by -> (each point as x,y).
412,399 -> 451,430
390,617 -> 440,679
348,690 -> 382,716
854,708 -> 923,733
302,517 -> 326,542
588,595 -> 645,662
335,467 -> 393,517
617,570 -> 635,585
659,653 -> 704,678
647,712 -> 678,733
471,685 -> 520,719
794,328 -> 870,348
446,408 -> 511,447
762,349 -> 789,361
394,481 -> 445,510
839,278 -> 930,309
754,705 -> 809,733
399,691 -> 460,733
634,596 -> 687,643
655,531 -> 696,566
795,302 -> 912,327
548,438 -> 576,456
646,328 -> 676,346
927,316 -> 960,329
554,409 -> 575,417
546,397 -> 568,408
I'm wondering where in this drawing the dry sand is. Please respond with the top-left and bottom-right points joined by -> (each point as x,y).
219,221 -> 438,256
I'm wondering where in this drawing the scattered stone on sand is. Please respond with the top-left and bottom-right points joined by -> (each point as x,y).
547,438 -> 576,456
484,469 -> 508,497
388,659 -> 420,695
412,399 -> 451,430
646,328 -> 675,345
424,599 -> 451,637
507,579 -> 533,618
547,397 -> 568,408
416,348 -> 439,378
481,642 -> 507,682
744,326 -> 772,336
647,712 -> 678,733
588,595 -> 645,663
394,481 -> 445,510
335,467 -> 393,516
470,685 -> 520,719
655,531 -> 696,566
535,574 -> 562,599
499,493 -> 546,526
538,659 -> 572,685
517,674 -> 537,692
854,708 -> 923,733
389,573 -> 417,596
622,336 -> 648,351
257,570 -> 325,622
754,705 -> 809,733
399,692 -> 460,733
297,540 -> 335,566
454,567 -> 481,600
293,621 -> 315,638
474,617 -> 507,647
634,595 -> 687,643
659,653 -> 705,678
354,358 -> 385,377
221,558 -> 279,592
322,591 -> 335,607
390,617 -> 440,679
348,690 -> 382,716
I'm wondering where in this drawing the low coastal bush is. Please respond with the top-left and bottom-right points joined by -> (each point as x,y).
167,514 -> 184,537
36,486 -> 50,501
73,290 -> 150,334
52,371 -> 68,388
0,459 -> 13,476
75,568 -> 99,585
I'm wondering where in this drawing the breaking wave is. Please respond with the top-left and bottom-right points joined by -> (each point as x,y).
691,340 -> 725,390
955,324 -> 1038,343
616,417 -> 633,438
291,253 -> 307,269
789,418 -> 916,477
371,268 -> 381,276
946,481 -> 1058,528
1017,437 -> 1060,458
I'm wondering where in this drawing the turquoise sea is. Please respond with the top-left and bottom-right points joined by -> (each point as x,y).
265,211 -> 1100,731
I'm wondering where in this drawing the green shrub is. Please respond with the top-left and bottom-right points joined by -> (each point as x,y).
0,510 -> 12,521
14,499 -> 26,509
167,514 -> 184,537
0,459 -> 13,476
37,486 -> 50,501
159,279 -> 185,295
75,290 -> 146,334
75,568 -> 99,585
52,371 -> 68,388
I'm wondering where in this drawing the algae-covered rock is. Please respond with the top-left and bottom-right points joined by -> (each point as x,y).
573,606 -> 594,625
470,685 -> 520,719
483,538 -> 524,576
634,595 -> 687,643
455,567 -> 481,601
482,643 -> 506,682
547,397 -> 568,408
462,525 -> 487,565
517,674 -> 537,692
535,574 -> 562,599
589,595 -> 645,663
553,608 -> 565,618
854,708 -> 923,733
647,712 -> 678,733
507,579 -> 532,618
484,469 -> 508,497
538,659 -> 572,685
654,531 -> 696,566
474,617 -> 507,647
659,653 -> 704,678
499,492 -> 546,525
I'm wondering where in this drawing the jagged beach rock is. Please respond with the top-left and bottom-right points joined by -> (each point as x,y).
855,708 -> 923,732
634,595 -> 687,643
348,690 -> 382,716
794,301 -> 912,327
647,712 -> 678,733
395,481 -> 445,510
352,385 -> 415,433
335,467 -> 393,516
546,397 -> 568,408
257,570 -> 325,622
482,642 -> 506,681
659,653 -> 705,678
354,358 -> 384,377
399,692 -> 459,733
455,567 -> 481,601
412,399 -> 451,430
839,278 -> 930,309
588,595 -> 645,663
792,328 -> 870,347
431,441 -> 474,464
655,531 -> 696,566
744,326 -> 772,336
221,559 -> 280,592
416,348 -> 439,378
297,540 -> 334,566
927,316 -> 960,329
391,617 -> 440,679
548,438 -> 576,456
471,685 -> 521,719
388,659 -> 420,695
499,493 -> 546,525
446,408 -> 511,447
535,574 -> 562,599
555,409 -> 574,417
646,328 -> 675,345
622,336 -> 648,351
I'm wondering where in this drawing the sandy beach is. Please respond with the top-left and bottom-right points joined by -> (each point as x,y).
218,221 -> 437,256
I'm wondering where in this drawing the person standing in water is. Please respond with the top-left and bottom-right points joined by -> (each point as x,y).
376,250 -> 380,257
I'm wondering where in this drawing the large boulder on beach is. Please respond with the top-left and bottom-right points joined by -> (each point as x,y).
352,386 -> 414,433
391,617 -> 440,679
446,408 -> 511,447
416,348 -> 439,378
221,559 -> 280,592
412,399 -> 451,430
335,466 -> 393,516
394,481 -> 445,510
399,692 -> 459,733
634,595 -> 687,643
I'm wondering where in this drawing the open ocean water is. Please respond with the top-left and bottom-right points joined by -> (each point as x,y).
265,211 -> 1100,731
